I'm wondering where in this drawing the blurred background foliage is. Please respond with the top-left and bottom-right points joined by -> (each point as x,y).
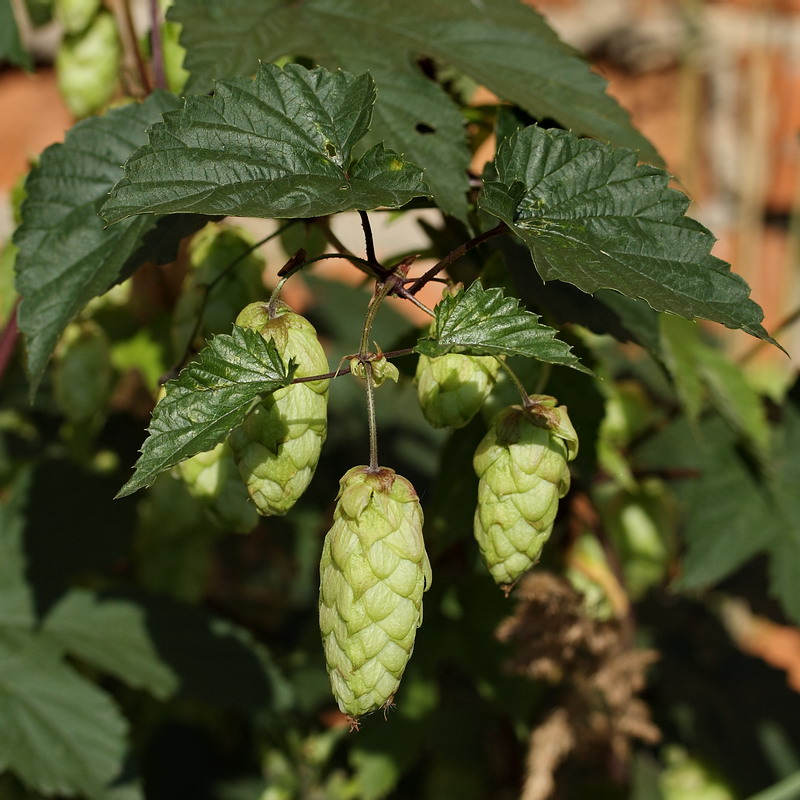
2,1 -> 800,799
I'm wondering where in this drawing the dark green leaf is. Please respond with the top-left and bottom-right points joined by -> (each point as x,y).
102,64 -> 427,224
42,589 -> 179,699
480,126 -> 777,345
171,0 -> 660,221
414,281 -> 591,374
659,314 -> 705,424
13,91 -> 182,394
676,431 -> 779,590
117,326 -> 294,498
660,314 -> 771,460
0,0 -> 32,69
0,634 -> 127,798
769,403 -> 800,623
499,235 -> 663,354
0,470 -> 35,639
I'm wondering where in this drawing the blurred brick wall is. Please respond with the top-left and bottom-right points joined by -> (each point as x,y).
530,0 -> 800,364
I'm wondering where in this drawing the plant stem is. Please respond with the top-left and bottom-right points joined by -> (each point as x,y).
359,210 -> 378,267
290,347 -> 414,384
406,222 -> 509,295
738,304 -> 800,363
359,279 -> 395,356
176,223 -> 296,373
0,300 -> 20,388
117,0 -> 152,95
497,357 -> 531,406
149,0 -> 167,91
744,770 -> 800,800
315,217 -> 390,281
304,252 -> 381,278
364,361 -> 379,471
400,292 -> 435,318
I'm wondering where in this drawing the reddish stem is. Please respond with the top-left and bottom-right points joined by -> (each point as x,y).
0,299 -> 21,386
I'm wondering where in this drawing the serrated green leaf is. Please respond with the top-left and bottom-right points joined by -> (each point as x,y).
1,0 -> 32,70
0,634 -> 128,798
118,326 -> 294,498
13,91 -> 183,395
660,314 -> 771,460
768,402 -> 800,623
675,430 -> 779,591
0,470 -> 35,639
102,64 -> 427,224
170,0 -> 659,222
480,126 -> 777,345
414,281 -> 591,374
42,589 -> 178,699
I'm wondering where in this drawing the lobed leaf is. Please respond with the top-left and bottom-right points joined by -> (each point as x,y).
0,634 -> 128,798
170,0 -> 659,221
117,326 -> 295,498
13,91 -> 183,394
102,64 -> 427,224
0,0 -> 31,69
480,126 -> 778,345
414,281 -> 591,374
42,589 -> 179,700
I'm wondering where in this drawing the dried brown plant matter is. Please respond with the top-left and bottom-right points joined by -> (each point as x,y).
496,573 -> 660,800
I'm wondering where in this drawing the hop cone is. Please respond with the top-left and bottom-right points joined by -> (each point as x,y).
474,404 -> 578,589
174,441 -> 259,534
415,353 -> 500,429
53,321 -> 113,431
319,466 -> 432,719
172,223 -> 265,352
56,11 -> 120,118
230,302 -> 328,516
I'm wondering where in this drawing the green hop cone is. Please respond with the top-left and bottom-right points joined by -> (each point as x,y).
473,402 -> 578,589
349,355 -> 399,387
53,320 -> 113,431
55,10 -> 121,118
319,466 -> 432,720
230,301 -> 329,516
174,441 -> 259,534
415,352 -> 501,429
171,223 -> 265,353
54,0 -> 101,34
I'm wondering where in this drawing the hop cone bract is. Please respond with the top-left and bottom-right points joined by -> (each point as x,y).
474,404 -> 578,589
415,352 -> 500,429
319,466 -> 432,719
230,302 -> 329,516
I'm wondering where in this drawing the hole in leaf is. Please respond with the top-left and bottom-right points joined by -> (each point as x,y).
325,143 -> 337,158
415,123 -> 436,135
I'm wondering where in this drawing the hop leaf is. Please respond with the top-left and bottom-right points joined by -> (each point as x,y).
230,302 -> 329,516
474,404 -> 578,589
319,466 -> 432,720
415,352 -> 501,429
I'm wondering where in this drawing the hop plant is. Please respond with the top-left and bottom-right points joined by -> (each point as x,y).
174,442 -> 259,534
55,11 -> 121,118
319,466 -> 432,720
415,352 -> 501,429
171,223 -> 265,352
53,320 -> 113,432
230,301 -> 329,516
473,401 -> 578,589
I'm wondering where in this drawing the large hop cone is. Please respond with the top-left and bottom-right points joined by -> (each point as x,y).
174,441 -> 259,534
473,403 -> 578,589
319,466 -> 432,720
415,352 -> 501,429
230,302 -> 329,516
